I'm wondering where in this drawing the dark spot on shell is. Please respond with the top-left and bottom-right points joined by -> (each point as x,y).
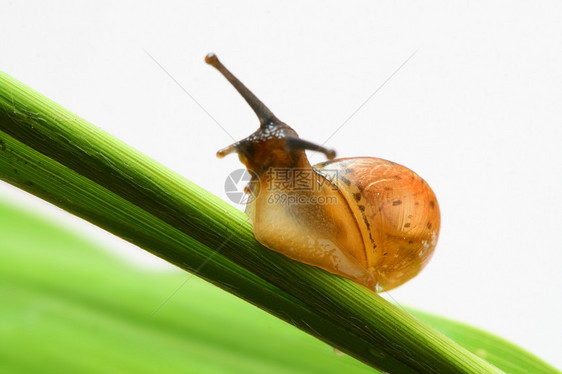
407,214 -> 413,219
363,216 -> 371,230
429,201 -> 435,208
340,176 -> 351,186
393,200 -> 402,206
393,175 -> 402,180
383,252 -> 388,256
373,244 -> 377,249
23,181 -> 35,187
408,240 -> 413,244
353,192 -> 361,202
384,187 -> 392,191
358,205 -> 365,212
414,202 -> 419,206
427,222 -> 432,229
404,223 -> 411,228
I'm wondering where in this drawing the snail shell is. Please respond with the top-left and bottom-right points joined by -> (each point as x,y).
315,157 -> 440,291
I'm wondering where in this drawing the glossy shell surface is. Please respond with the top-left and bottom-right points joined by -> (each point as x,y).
315,157 -> 440,291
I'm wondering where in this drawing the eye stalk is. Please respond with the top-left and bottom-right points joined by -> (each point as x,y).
206,53 -> 336,170
205,53 -> 278,128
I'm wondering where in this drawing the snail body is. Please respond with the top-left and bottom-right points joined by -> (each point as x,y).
207,53 -> 440,291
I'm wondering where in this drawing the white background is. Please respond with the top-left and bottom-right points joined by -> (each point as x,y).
1,0 -> 561,369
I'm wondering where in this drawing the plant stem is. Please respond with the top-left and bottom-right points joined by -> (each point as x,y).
0,69 -> 503,373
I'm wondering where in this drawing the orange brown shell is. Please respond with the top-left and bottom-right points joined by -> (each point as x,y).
314,157 -> 440,291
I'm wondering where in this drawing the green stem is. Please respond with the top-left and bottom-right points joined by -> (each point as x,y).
0,69 -> 502,373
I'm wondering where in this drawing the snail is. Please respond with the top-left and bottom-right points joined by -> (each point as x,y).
206,53 -> 440,292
